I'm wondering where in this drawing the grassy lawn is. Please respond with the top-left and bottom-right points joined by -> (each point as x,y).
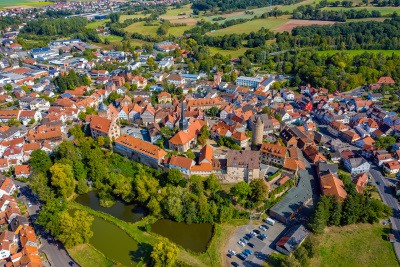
69,244 -> 114,267
208,16 -> 291,36
208,47 -> 249,58
120,13 -> 149,22
124,21 -> 160,36
323,6 -> 400,16
168,24 -> 196,36
163,4 -> 193,17
316,50 -> 400,57
86,20 -> 109,29
99,35 -> 123,43
312,223 -> 399,267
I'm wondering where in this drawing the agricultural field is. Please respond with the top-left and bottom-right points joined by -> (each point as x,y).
311,223 -> 399,267
274,19 -> 339,32
208,16 -> 291,36
316,50 -> 400,57
0,0 -> 52,8
347,17 -> 388,22
86,20 -> 109,29
323,6 -> 400,16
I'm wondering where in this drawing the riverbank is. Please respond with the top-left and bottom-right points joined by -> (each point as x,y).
69,201 -> 253,266
69,244 -> 114,267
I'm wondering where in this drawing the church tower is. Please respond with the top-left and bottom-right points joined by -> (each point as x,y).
179,101 -> 189,133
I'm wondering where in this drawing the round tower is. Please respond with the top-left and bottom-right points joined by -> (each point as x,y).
252,116 -> 264,147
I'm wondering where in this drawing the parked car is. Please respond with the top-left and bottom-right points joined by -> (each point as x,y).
69,262 -> 75,266
243,236 -> 250,241
245,234 -> 253,238
259,226 -> 266,231
227,253 -> 233,258
245,249 -> 253,255
27,202 -> 32,207
376,181 -> 381,185
238,253 -> 246,260
260,233 -> 267,238
253,229 -> 260,234
257,235 -> 265,240
250,231 -> 257,236
242,251 -> 249,257
240,238 -> 247,244
238,241 -> 245,247
262,225 -> 270,229
231,262 -> 239,267
229,250 -> 236,256
248,243 -> 255,248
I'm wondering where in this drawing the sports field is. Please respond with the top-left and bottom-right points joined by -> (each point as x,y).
208,16 -> 291,36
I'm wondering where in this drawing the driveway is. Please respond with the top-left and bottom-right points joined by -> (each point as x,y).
14,179 -> 81,267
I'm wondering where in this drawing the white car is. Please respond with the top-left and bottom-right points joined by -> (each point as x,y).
259,226 -> 266,231
238,241 -> 245,247
27,202 -> 32,207
229,250 -> 236,256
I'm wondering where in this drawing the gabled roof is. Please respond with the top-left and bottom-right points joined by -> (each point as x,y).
199,144 -> 213,164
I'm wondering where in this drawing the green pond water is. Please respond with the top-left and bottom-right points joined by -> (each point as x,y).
151,219 -> 213,253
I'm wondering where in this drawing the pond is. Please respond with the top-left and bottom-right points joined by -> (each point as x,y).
90,216 -> 145,266
151,219 -> 214,253
75,190 -> 148,223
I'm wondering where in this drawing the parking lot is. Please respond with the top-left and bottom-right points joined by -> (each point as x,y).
224,220 -> 286,267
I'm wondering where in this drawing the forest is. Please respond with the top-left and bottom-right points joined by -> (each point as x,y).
292,6 -> 381,21
20,17 -> 88,38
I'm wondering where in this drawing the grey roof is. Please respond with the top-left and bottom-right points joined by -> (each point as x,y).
317,161 -> 338,176
98,102 -> 109,112
276,224 -> 309,253
10,215 -> 29,232
348,157 -> 369,168
269,169 -> 312,219
0,126 -> 19,139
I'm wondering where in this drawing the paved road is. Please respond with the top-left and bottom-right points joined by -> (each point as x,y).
368,167 -> 400,260
13,179 -> 81,267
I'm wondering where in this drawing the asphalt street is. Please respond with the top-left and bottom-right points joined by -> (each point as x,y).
13,179 -> 80,267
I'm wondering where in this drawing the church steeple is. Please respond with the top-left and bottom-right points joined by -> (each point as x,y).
179,100 -> 189,133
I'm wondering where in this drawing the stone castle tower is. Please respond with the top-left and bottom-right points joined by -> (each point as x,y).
252,116 -> 264,147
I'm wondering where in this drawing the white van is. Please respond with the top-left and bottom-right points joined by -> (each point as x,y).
265,218 -> 275,226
